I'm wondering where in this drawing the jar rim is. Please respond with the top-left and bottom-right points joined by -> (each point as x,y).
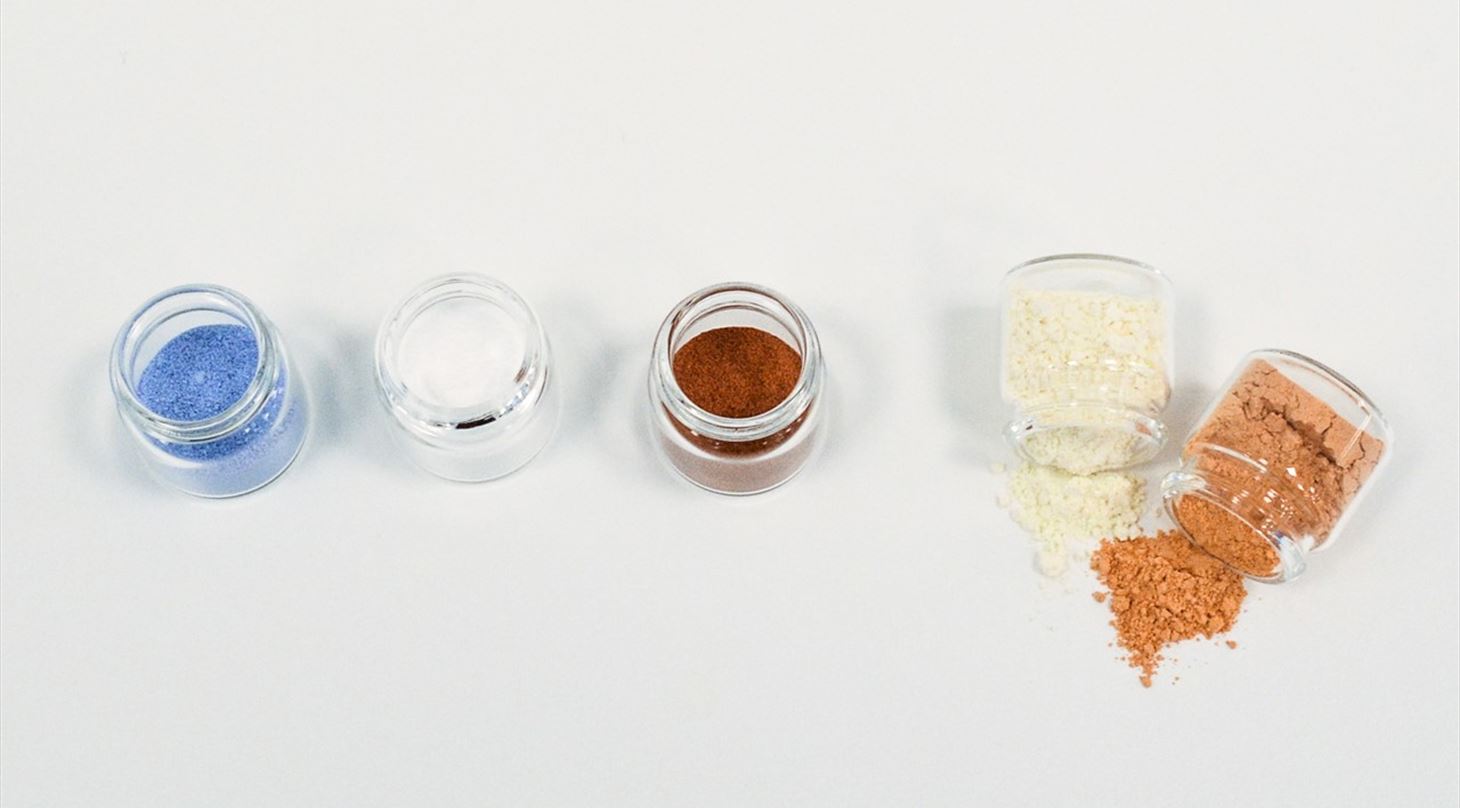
374,273 -> 550,436
650,282 -> 823,443
109,283 -> 280,443
1004,400 -> 1167,472
1161,476 -> 1309,584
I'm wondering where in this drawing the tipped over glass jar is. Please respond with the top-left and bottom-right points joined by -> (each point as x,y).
1162,350 -> 1391,582
1000,254 -> 1175,474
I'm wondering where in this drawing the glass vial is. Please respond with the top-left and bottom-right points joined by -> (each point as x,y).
1162,350 -> 1391,582
374,274 -> 559,482
109,284 -> 310,497
1000,253 -> 1174,474
647,282 -> 827,495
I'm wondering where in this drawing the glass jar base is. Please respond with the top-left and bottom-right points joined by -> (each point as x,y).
183,424 -> 309,498
659,456 -> 811,497
652,412 -> 824,496
141,403 -> 310,498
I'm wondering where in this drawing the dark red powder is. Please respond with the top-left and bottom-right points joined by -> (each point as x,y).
672,327 -> 802,418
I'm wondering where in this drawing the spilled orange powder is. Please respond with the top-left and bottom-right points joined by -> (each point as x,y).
1092,531 -> 1247,687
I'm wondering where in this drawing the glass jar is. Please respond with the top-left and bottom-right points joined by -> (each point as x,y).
648,282 -> 827,495
374,274 -> 559,482
1161,350 -> 1391,582
109,284 -> 310,497
1000,253 -> 1174,474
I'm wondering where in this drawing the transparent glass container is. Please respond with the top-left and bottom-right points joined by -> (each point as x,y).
1000,253 -> 1174,474
648,282 -> 827,495
374,274 -> 559,482
1162,350 -> 1391,582
109,284 -> 310,497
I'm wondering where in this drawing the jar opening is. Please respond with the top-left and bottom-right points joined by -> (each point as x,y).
375,275 -> 548,433
110,285 -> 277,442
1162,457 -> 1312,583
1005,402 -> 1165,475
651,282 -> 822,445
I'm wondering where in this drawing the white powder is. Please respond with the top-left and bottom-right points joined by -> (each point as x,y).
396,297 -> 527,410
1006,462 -> 1144,577
1003,289 -> 1169,474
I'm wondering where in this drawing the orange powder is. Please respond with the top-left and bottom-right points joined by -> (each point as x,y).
1092,531 -> 1247,687
1173,497 -> 1279,577
1174,359 -> 1385,576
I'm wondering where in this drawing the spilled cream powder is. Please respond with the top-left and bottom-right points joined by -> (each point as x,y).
1006,463 -> 1144,576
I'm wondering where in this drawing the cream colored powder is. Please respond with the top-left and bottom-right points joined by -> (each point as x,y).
1016,421 -> 1148,477
1006,463 -> 1145,576
1003,289 -> 1169,474
1003,288 -> 1168,408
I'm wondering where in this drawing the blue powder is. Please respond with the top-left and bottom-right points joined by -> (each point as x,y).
134,324 -> 300,471
137,324 -> 259,421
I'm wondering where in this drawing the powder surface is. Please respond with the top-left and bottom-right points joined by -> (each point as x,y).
1003,289 -> 1169,473
1176,359 -> 1386,575
396,297 -> 527,409
132,324 -> 306,491
1092,531 -> 1247,687
1007,463 -> 1144,576
137,324 -> 259,421
1173,497 -> 1279,577
672,327 -> 802,418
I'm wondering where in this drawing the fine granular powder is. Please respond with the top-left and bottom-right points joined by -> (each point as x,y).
1003,288 -> 1170,474
673,327 -> 802,418
1175,359 -> 1386,576
1091,531 -> 1247,687
1005,463 -> 1144,577
1173,497 -> 1278,577
665,326 -> 810,468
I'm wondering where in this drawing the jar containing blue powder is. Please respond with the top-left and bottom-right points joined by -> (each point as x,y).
110,284 -> 310,497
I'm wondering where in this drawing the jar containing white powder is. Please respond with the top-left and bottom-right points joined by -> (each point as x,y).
1000,254 -> 1173,475
374,274 -> 559,481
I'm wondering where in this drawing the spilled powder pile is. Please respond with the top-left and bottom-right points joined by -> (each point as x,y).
1174,359 -> 1386,576
1091,531 -> 1247,687
1007,463 -> 1144,576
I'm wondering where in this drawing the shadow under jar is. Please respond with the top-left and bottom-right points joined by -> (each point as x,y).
1000,253 -> 1175,475
374,274 -> 559,482
109,284 -> 310,498
1161,350 -> 1391,583
648,282 -> 827,495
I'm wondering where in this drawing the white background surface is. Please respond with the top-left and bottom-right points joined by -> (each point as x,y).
3,1 -> 1458,805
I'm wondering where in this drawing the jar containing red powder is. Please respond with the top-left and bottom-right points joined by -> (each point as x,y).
1161,350 -> 1392,582
647,282 -> 827,495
